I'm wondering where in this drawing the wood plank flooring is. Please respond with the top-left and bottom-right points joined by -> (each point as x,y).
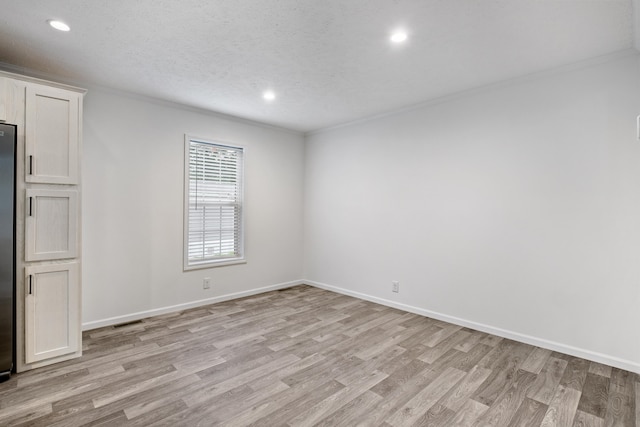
0,285 -> 637,426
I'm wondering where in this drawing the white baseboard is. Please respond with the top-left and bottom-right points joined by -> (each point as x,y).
305,280 -> 640,375
82,278 -> 639,374
82,280 -> 304,331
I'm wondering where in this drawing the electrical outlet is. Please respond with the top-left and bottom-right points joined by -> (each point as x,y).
392,281 -> 399,293
203,277 -> 211,289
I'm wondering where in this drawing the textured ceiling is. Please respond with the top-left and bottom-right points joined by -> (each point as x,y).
0,0 -> 636,132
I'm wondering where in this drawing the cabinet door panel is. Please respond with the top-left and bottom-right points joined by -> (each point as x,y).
25,84 -> 79,184
25,189 -> 78,261
25,262 -> 80,364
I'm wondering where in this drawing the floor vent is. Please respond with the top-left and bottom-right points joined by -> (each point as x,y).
113,320 -> 143,328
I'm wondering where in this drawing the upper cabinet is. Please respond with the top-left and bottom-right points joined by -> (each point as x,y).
25,84 -> 80,185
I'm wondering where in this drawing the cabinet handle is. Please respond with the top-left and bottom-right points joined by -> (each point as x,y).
29,155 -> 33,175
28,275 -> 32,295
29,197 -> 33,216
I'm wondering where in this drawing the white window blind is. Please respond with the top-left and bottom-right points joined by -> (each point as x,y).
184,138 -> 244,268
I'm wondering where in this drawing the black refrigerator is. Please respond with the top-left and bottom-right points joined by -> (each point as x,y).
0,123 -> 16,381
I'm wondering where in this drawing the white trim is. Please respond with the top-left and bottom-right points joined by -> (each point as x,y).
0,68 -> 86,94
305,280 -> 640,375
306,49 -> 639,136
183,258 -> 247,271
0,62 -> 300,135
634,0 -> 640,51
183,136 -> 246,271
82,277 -> 640,374
82,280 -> 303,331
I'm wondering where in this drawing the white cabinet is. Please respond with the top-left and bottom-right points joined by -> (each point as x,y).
24,262 -> 80,364
25,84 -> 80,185
1,70 -> 85,373
25,189 -> 78,261
0,77 -> 6,122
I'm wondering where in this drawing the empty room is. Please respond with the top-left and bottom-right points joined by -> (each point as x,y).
0,1 -> 639,426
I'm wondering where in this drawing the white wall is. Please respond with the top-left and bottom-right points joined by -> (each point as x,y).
81,53 -> 640,372
83,89 -> 305,327
304,53 -> 640,371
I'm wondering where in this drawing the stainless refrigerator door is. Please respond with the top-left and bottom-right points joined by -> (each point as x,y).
0,123 -> 16,378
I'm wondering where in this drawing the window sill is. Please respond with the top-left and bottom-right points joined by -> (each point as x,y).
184,258 -> 246,271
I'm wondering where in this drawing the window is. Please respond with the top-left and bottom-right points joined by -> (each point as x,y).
184,136 -> 244,269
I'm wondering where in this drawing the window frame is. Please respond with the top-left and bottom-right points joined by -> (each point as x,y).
183,135 -> 246,270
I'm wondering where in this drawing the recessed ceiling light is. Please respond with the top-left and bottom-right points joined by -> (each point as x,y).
263,90 -> 276,101
48,20 -> 70,32
390,30 -> 408,43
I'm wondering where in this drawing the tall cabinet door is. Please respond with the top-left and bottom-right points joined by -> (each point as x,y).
25,262 -> 80,364
0,77 -> 7,122
25,84 -> 80,184
25,189 -> 78,261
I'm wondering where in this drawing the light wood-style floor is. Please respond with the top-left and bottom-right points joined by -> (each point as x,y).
0,285 -> 637,426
